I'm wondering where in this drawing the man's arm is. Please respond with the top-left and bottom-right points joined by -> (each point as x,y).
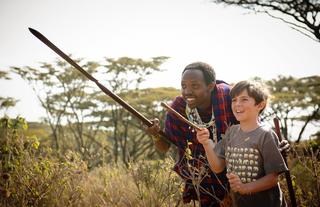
145,118 -> 170,153
153,136 -> 171,153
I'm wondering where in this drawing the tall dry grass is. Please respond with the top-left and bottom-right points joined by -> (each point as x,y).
1,117 -> 319,206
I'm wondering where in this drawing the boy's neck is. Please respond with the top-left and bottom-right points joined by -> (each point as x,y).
239,119 -> 260,132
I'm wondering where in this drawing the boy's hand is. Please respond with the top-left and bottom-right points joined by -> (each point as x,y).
196,128 -> 212,146
227,173 -> 250,195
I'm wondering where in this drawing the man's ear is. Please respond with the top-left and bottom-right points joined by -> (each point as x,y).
207,82 -> 215,92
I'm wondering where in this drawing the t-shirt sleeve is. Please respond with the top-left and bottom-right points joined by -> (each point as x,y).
260,130 -> 288,175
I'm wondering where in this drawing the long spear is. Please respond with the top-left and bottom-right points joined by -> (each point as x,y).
273,118 -> 297,207
28,27 -> 173,146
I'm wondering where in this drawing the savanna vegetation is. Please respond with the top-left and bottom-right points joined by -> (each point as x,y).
1,1 -> 320,206
0,56 -> 319,207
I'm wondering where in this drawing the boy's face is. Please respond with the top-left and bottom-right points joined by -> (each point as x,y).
181,69 -> 214,109
231,89 -> 265,123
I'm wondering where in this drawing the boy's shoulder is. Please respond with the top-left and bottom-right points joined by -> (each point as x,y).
259,125 -> 273,132
256,125 -> 279,145
224,124 -> 240,137
226,124 -> 276,137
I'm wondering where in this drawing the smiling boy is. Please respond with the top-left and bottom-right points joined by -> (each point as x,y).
197,80 -> 288,207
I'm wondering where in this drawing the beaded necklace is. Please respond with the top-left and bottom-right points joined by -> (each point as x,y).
185,105 -> 218,143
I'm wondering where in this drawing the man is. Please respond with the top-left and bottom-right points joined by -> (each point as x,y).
147,62 -> 289,207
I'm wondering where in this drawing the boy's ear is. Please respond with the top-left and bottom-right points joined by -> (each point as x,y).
257,101 -> 267,110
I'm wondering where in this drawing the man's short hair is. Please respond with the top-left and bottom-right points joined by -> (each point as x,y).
182,62 -> 216,85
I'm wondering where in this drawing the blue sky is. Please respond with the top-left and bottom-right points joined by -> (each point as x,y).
1,0 -> 319,126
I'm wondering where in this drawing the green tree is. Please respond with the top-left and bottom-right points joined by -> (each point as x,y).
92,56 -> 176,164
11,58 -> 100,154
211,0 -> 320,42
10,56 -> 178,167
266,75 -> 320,142
0,70 -> 17,113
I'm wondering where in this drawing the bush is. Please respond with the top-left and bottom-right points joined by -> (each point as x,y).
0,117 -> 87,206
79,158 -> 184,207
279,140 -> 320,207
0,117 -> 186,207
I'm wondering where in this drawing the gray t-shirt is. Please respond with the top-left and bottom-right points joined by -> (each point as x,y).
215,124 -> 288,207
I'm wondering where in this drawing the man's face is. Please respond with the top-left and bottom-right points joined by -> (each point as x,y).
181,69 -> 214,109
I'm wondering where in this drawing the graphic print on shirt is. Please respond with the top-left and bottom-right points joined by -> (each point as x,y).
225,137 -> 261,183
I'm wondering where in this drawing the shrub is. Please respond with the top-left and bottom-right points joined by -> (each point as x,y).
0,117 -> 87,206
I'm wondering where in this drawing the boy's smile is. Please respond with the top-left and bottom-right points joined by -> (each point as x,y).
231,89 -> 264,124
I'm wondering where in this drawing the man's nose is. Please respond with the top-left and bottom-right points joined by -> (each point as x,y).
183,87 -> 193,95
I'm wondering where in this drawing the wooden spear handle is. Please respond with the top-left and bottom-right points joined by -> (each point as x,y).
161,102 -> 200,130
273,118 -> 297,207
29,28 -> 172,145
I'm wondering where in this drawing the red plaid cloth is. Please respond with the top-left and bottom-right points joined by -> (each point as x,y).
165,81 -> 237,206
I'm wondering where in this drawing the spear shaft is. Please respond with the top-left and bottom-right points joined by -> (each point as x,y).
273,118 -> 297,207
28,27 -> 172,145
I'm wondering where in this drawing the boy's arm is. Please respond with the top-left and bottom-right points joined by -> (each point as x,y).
197,128 -> 225,173
227,172 -> 278,195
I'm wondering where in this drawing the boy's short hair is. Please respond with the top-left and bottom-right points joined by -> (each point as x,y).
230,80 -> 269,113
182,62 -> 216,85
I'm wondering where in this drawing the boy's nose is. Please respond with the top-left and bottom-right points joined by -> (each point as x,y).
234,100 -> 241,106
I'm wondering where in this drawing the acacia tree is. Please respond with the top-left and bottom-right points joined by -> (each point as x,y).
93,56 -> 176,164
119,87 -> 180,162
0,70 -> 17,113
211,0 -> 320,42
266,75 -> 320,142
10,56 -> 179,166
11,59 -> 100,153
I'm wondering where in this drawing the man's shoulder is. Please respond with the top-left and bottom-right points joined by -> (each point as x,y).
216,81 -> 231,91
171,96 -> 186,113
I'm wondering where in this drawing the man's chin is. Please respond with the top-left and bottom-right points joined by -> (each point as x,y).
187,103 -> 197,109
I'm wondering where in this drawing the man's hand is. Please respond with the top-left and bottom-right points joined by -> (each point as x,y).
144,118 -> 160,136
279,139 -> 290,153
144,118 -> 170,153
